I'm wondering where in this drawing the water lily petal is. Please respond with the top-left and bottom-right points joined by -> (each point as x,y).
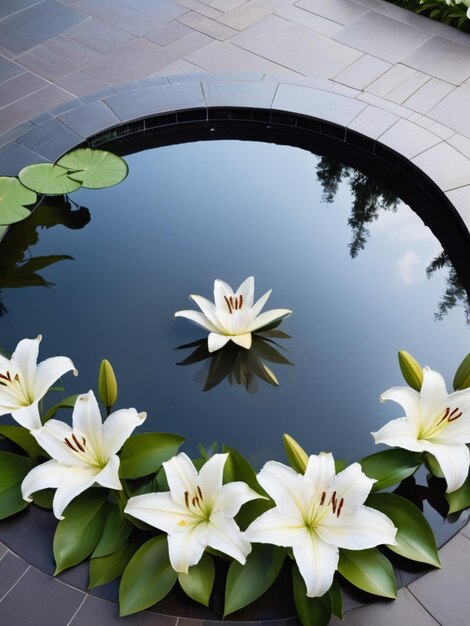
95,454 -> 122,490
32,356 -> 76,400
207,512 -> 251,563
168,522 -> 208,573
304,452 -> 335,500
11,336 -> 40,395
102,407 -> 146,456
235,276 -> 255,308
22,459 -> 66,502
380,386 -> 420,422
53,465 -> 100,519
199,453 -> 227,497
245,507 -> 306,546
250,289 -> 272,319
332,462 -> 375,512
163,453 -> 199,507
11,403 -> 42,430
208,333 -> 230,353
32,419 -> 85,466
424,441 -> 470,493
71,391 -> 103,452
231,333 -> 252,350
372,416 -> 422,452
249,309 -> 292,332
125,492 -> 198,534
419,367 -> 448,426
256,461 -> 308,516
213,279 -> 236,310
213,481 -> 263,517
293,533 -> 339,598
189,295 -> 221,328
317,506 -> 397,550
174,310 -> 219,333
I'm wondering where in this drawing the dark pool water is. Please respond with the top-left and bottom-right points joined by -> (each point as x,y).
0,138 -> 469,470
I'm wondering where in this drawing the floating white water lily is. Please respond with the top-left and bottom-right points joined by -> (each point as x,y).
175,276 -> 292,352
372,366 -> 470,493
245,453 -> 397,598
22,390 -> 146,519
125,452 -> 262,573
0,336 -> 76,431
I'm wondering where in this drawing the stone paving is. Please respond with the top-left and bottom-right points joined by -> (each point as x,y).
1,0 -> 470,624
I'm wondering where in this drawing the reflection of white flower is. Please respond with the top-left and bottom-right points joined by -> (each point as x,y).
125,452 -> 262,573
0,336 -> 75,430
245,453 -> 396,598
175,277 -> 292,352
373,367 -> 470,493
22,391 -> 146,519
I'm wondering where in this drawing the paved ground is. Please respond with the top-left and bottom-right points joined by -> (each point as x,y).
1,0 -> 470,624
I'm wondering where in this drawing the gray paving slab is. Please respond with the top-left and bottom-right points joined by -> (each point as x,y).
334,54 -> 391,90
116,0 -> 189,21
334,11 -> 432,63
177,0 -> 223,19
145,21 -> 193,46
295,0 -> 368,25
162,29 -> 214,58
0,122 -> 35,149
178,11 -> 238,40
232,14 -> 362,77
65,18 -> 138,54
446,186 -> 470,232
0,84 -> 72,134
357,91 -> 415,119
448,133 -> 470,159
0,0 -> 87,56
412,141 -> 470,190
19,118 -> 82,160
0,72 -> 49,110
58,100 -> 121,138
377,118 -> 441,158
401,35 -> 470,85
0,0 -> 42,21
403,77 -> 455,114
56,71 -> 108,98
0,552 -> 29,598
275,5 -> 344,37
0,55 -> 25,83
217,1 -> 274,29
347,105 -> 399,139
69,595 -> 177,626
365,64 -> 428,99
202,79 -> 277,107
427,83 -> 470,139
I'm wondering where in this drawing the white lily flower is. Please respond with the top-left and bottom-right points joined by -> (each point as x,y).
0,335 -> 76,431
175,276 -> 292,352
372,366 -> 470,493
22,390 -> 146,519
245,453 -> 397,598
124,452 -> 263,573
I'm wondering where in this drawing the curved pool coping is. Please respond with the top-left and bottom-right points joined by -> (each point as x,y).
1,73 -> 470,625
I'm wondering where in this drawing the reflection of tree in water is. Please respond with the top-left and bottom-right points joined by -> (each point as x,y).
0,195 -> 90,317
315,156 -> 470,321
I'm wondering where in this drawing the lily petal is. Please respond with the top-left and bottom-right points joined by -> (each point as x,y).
163,453 -> 199,507
380,386 -> 420,422
22,459 -> 66,502
189,295 -> 221,328
245,507 -> 306,546
317,506 -> 397,549
72,391 -> 103,452
213,279 -> 235,311
212,481 -> 263,517
11,403 -> 42,431
231,333 -> 252,350
125,492 -> 198,535
332,463 -> 375,512
293,534 -> 339,598
32,420 -> 85,466
168,523 -> 208,574
53,465 -> 100,519
235,276 -> 255,308
198,453 -> 227,497
256,461 -> 308,516
424,441 -> 470,493
208,333 -> 230,353
174,310 -> 219,333
372,416 -> 422,452
249,309 -> 292,332
304,452 -> 335,501
32,356 -> 76,401
250,289 -> 272,319
102,407 -> 146,456
95,454 -> 122,490
207,512 -> 251,564
419,367 -> 448,426
11,336 -> 40,395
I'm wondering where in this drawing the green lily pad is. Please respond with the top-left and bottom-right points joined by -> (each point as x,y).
18,163 -> 82,195
57,148 -> 128,189
0,176 -> 36,225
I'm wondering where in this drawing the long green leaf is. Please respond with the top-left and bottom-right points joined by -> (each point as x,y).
0,451 -> 33,519
119,535 -> 177,616
224,545 -> 285,616
89,536 -> 138,588
367,493 -> 440,567
360,448 -> 422,491
338,548 -> 396,598
329,578 -> 343,618
0,425 -> 42,459
53,491 -> 109,574
446,476 -> 470,514
92,503 -> 132,558
178,553 -> 215,607
119,432 -> 185,479
292,565 -> 332,626
42,395 -> 78,423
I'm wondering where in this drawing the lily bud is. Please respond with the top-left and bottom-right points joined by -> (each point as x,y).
283,433 -> 308,473
98,359 -> 118,411
398,350 -> 423,392
453,353 -> 470,391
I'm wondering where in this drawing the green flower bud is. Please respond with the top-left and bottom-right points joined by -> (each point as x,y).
398,350 -> 423,392
98,359 -> 117,411
453,353 -> 470,391
283,433 -> 308,474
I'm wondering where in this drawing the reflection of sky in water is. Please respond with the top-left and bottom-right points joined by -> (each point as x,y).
0,140 -> 468,467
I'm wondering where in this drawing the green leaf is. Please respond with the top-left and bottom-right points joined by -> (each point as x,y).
53,491 -> 109,574
89,536 -> 138,589
338,548 -> 396,598
224,545 -> 285,616
453,353 -> 470,390
19,163 -> 82,195
329,579 -> 343,618
119,535 -> 177,616
222,446 -> 262,492
32,489 -> 54,509
178,553 -> 215,607
41,395 -> 78,423
360,448 -> 422,491
446,476 -> 470,514
57,148 -> 128,189
292,564 -> 332,626
367,493 -> 440,567
92,504 -> 132,558
119,432 -> 185,479
0,451 -> 33,519
0,425 -> 42,459
0,176 -> 36,225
